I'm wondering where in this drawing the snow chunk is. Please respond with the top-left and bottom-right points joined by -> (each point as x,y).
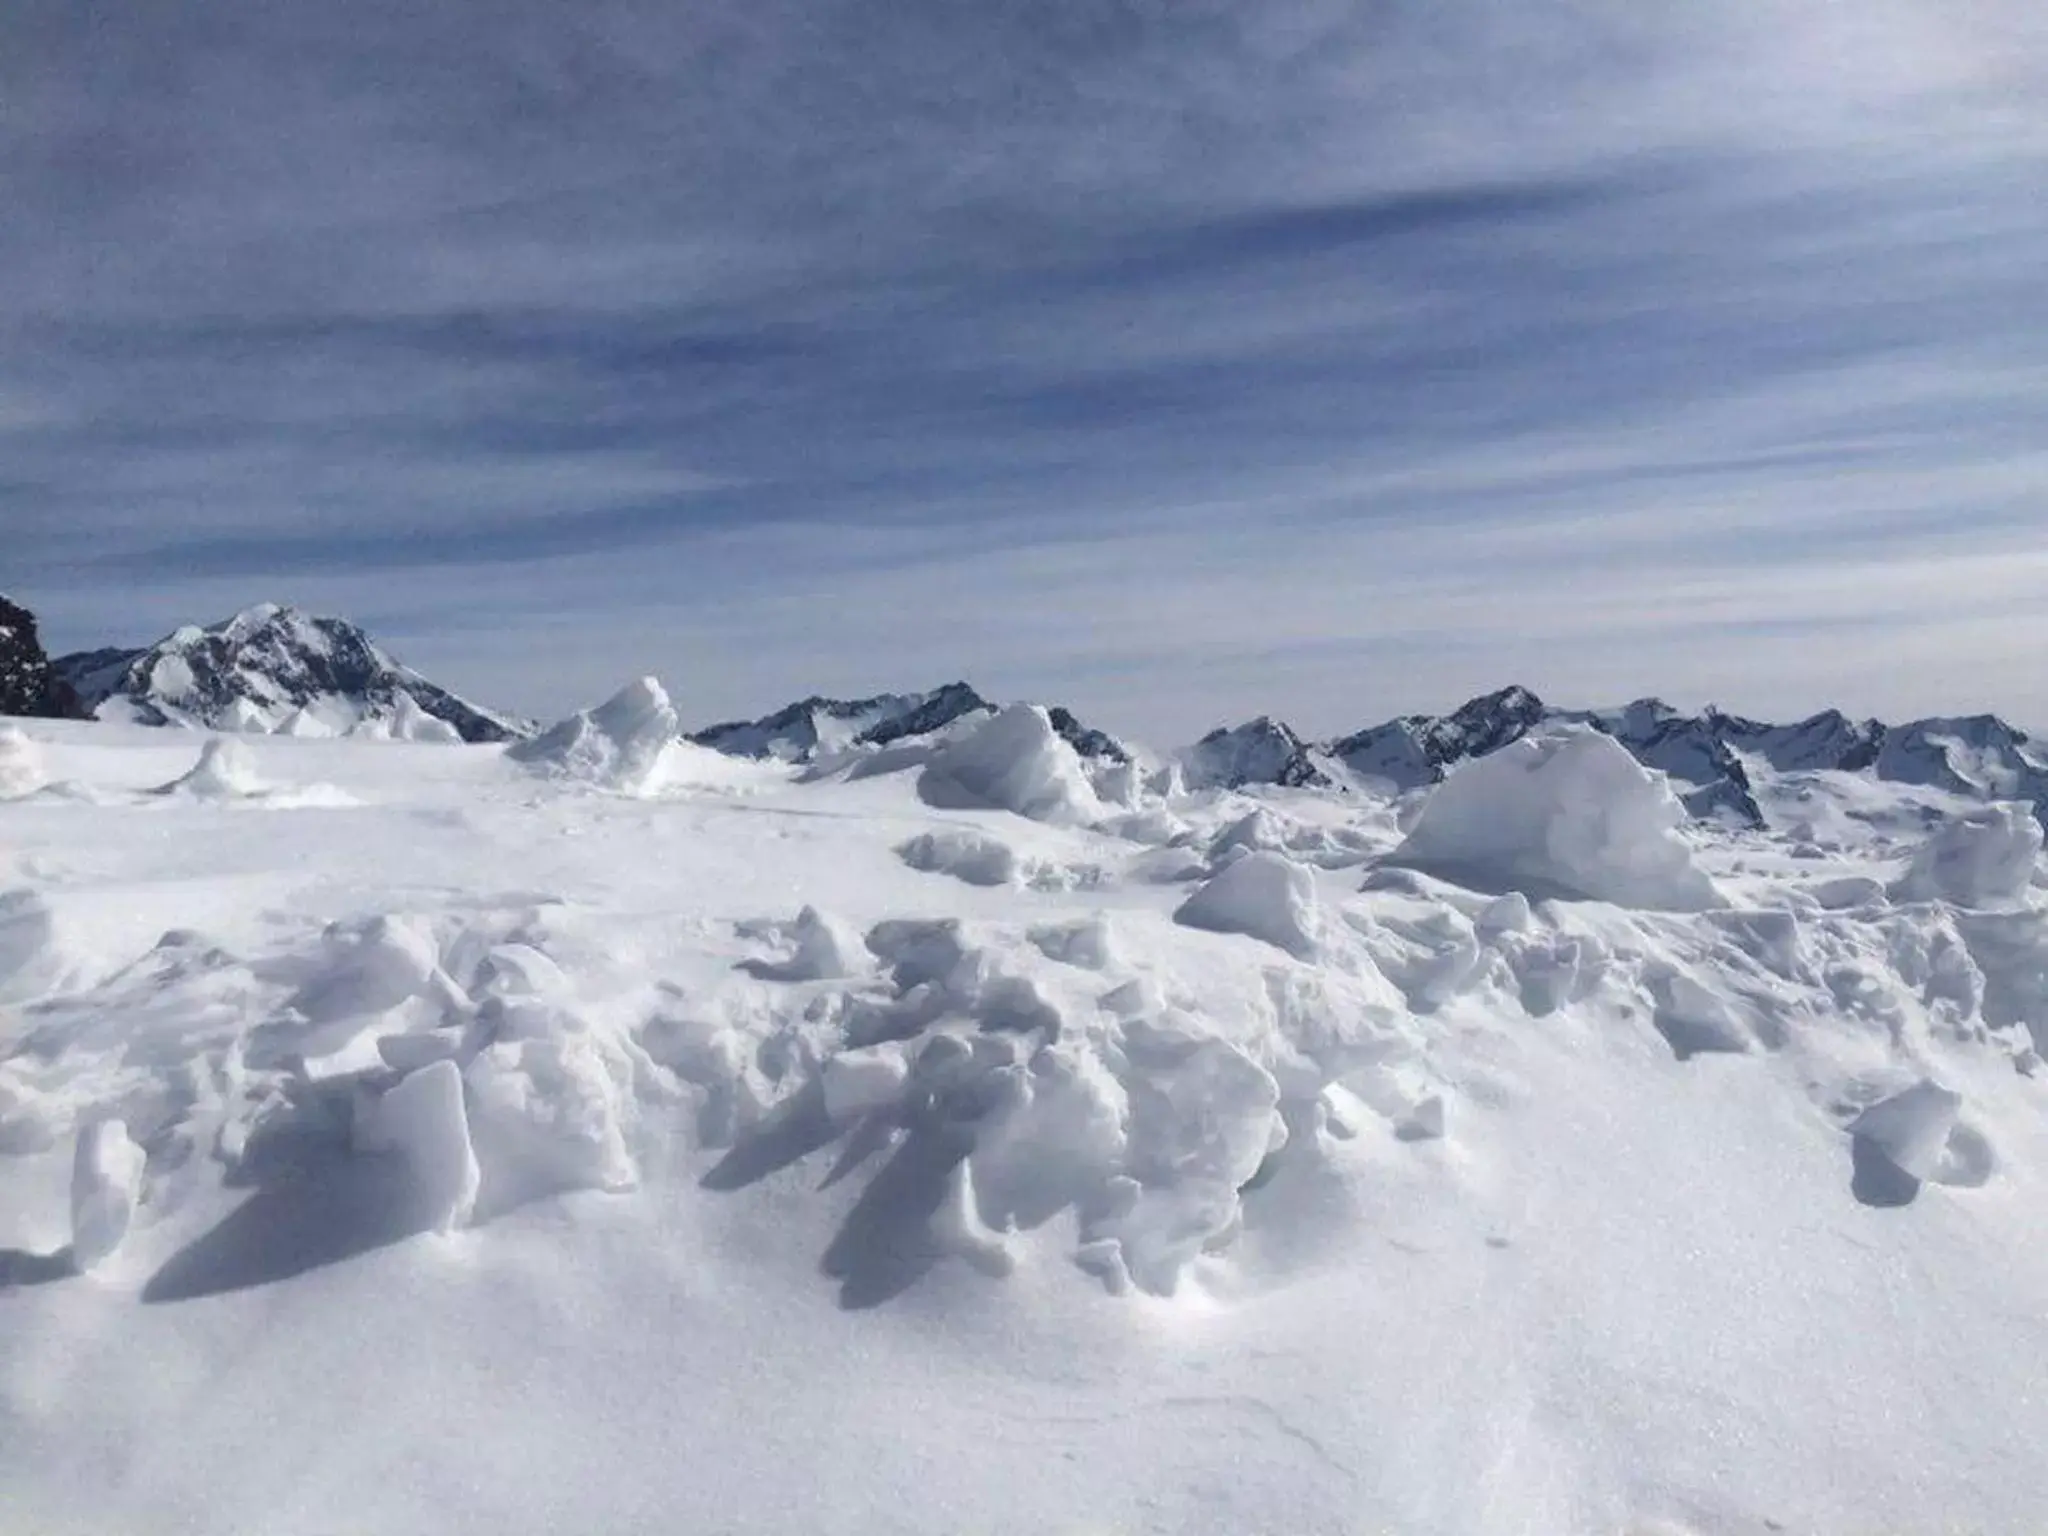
1389,729 -> 1724,912
0,724 -> 44,798
1891,804 -> 2043,909
154,737 -> 265,799
0,888 -> 63,1000
897,827 -> 1022,886
1174,851 -> 1324,959
822,1042 -> 913,1124
354,1060 -> 480,1231
510,677 -> 679,795
917,704 -> 1103,824
1850,1080 -> 1963,1182
1029,914 -> 1118,970
931,1156 -> 1015,1277
71,1118 -> 146,1272
786,905 -> 869,982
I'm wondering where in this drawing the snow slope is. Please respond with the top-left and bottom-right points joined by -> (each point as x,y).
4,705 -> 2048,1535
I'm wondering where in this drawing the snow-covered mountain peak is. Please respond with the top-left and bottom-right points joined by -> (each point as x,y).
54,605 -> 527,743
1182,715 -> 1332,790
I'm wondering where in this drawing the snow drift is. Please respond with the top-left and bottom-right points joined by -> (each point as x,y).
917,704 -> 1103,823
510,677 -> 681,795
1388,728 -> 1725,911
5,715 -> 2048,1536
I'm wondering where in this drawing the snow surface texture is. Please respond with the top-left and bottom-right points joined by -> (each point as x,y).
4,716 -> 2048,1534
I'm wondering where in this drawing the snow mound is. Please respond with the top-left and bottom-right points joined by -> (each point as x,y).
0,724 -> 45,798
352,692 -> 465,744
1891,804 -> 2043,909
154,737 -> 266,799
1174,850 -> 1324,958
510,677 -> 680,795
70,1118 -> 146,1272
1389,729 -> 1724,911
917,705 -> 1103,824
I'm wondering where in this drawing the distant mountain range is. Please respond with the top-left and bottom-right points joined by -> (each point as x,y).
688,684 -> 1129,765
6,595 -> 2044,826
1189,685 -> 2047,829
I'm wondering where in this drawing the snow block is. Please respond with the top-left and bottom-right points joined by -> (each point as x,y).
0,723 -> 45,798
1891,804 -> 2043,909
786,905 -> 869,982
821,1042 -> 913,1123
510,677 -> 680,796
155,737 -> 265,799
354,1059 -> 480,1231
917,704 -> 1103,824
1850,1079 -> 1963,1182
1389,728 -> 1724,912
1174,850 -> 1323,959
896,828 -> 1022,886
71,1117 -> 147,1272
0,888 -> 64,1001
931,1156 -> 1015,1278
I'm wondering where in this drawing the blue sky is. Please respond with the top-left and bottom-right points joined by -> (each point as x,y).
5,0 -> 2045,744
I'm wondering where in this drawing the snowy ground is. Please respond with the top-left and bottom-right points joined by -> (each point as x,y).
4,704 -> 2048,1535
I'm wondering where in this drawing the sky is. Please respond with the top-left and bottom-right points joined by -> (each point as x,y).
4,0 -> 2045,746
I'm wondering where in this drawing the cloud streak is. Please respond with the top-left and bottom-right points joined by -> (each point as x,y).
4,0 -> 2044,744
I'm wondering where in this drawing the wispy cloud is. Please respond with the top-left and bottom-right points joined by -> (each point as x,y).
5,1 -> 2044,744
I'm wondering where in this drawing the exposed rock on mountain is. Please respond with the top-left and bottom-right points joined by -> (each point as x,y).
55,604 -> 527,743
1181,717 -> 1333,791
0,596 -> 85,720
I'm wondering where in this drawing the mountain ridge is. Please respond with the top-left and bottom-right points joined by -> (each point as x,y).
55,604 -> 530,743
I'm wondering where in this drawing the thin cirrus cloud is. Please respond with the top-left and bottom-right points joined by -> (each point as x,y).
2,0 -> 2043,745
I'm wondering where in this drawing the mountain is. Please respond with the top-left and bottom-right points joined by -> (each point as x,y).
0,595 -> 86,720
1215,687 -> 2044,830
1330,685 -> 1550,791
690,683 -> 1129,764
55,604 -> 528,743
1181,716 -> 1333,790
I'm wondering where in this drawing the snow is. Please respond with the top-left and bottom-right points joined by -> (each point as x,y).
0,723 -> 44,798
152,736 -> 265,799
69,1118 -> 145,1272
508,676 -> 681,795
352,1059 -> 481,1232
1388,727 -> 1726,911
1891,802 -> 2044,908
1848,1078 -> 1964,1183
1174,849 -> 1326,958
917,703 -> 1104,823
5,716 -> 2048,1533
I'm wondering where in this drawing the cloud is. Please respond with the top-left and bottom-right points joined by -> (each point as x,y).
3,1 -> 2044,745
